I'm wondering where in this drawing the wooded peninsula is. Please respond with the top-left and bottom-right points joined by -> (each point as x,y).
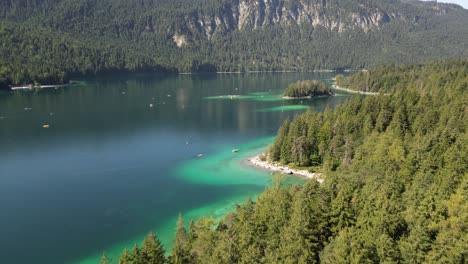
101,59 -> 467,264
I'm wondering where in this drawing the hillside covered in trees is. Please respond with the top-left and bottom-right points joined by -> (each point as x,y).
335,60 -> 468,93
104,60 -> 467,263
1,0 -> 468,88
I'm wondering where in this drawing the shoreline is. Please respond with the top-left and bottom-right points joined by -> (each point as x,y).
179,69 -> 357,75
247,155 -> 323,183
10,81 -> 78,91
11,84 -> 66,90
331,84 -> 380,95
282,93 -> 334,100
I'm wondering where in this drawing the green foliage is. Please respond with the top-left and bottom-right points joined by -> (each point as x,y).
335,60 -> 468,93
118,248 -> 132,264
283,80 -> 332,98
118,233 -> 166,264
111,60 -> 466,263
142,232 -> 166,264
100,252 -> 110,264
169,214 -> 191,264
1,0 -> 468,87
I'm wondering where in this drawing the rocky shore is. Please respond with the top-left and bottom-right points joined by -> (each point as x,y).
248,156 -> 323,183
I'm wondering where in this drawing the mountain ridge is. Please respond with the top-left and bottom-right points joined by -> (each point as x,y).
0,0 -> 467,87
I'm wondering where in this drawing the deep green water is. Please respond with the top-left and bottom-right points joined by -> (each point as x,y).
0,73 -> 350,264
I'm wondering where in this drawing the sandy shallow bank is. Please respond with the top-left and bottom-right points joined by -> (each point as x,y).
247,155 -> 323,183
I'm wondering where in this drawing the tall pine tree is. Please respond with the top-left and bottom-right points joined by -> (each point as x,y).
142,232 -> 166,264
170,214 -> 191,264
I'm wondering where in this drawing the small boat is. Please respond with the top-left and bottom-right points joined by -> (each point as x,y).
149,104 -> 154,108
42,124 -> 50,128
197,154 -> 204,158
232,149 -> 239,153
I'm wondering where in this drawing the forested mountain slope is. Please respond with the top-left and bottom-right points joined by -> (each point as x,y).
109,61 -> 467,263
336,60 -> 468,93
1,0 -> 467,88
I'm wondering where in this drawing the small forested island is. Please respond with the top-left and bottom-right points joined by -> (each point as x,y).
283,80 -> 333,99
101,60 -> 467,264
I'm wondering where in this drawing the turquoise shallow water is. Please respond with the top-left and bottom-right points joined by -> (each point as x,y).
256,105 -> 311,112
204,90 -> 284,102
0,73 -> 349,264
76,136 -> 305,264
176,136 -> 276,185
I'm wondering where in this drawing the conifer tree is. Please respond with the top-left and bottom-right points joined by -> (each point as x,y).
188,219 -> 196,245
100,252 -> 110,264
270,118 -> 290,161
119,248 -> 133,264
142,232 -> 166,264
170,214 -> 190,264
132,244 -> 145,264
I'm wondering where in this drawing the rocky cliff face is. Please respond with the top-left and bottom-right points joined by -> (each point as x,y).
179,0 -> 396,41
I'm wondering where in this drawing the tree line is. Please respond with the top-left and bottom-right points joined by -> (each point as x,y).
335,59 -> 468,93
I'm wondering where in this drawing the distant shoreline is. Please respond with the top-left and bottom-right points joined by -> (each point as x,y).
282,94 -> 334,100
331,84 -> 380,95
11,84 -> 67,90
179,69 -> 355,75
10,81 -> 80,91
247,155 -> 323,183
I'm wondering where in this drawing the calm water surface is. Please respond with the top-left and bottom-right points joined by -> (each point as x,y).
0,73 -> 350,264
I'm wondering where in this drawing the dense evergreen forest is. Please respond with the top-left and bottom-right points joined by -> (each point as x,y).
1,0 -> 468,88
335,60 -> 468,93
284,80 -> 332,98
102,60 -> 467,263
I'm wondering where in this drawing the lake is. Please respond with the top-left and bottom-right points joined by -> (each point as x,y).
0,73 -> 350,264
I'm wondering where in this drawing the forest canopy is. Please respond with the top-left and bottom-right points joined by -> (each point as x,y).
335,59 -> 468,93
